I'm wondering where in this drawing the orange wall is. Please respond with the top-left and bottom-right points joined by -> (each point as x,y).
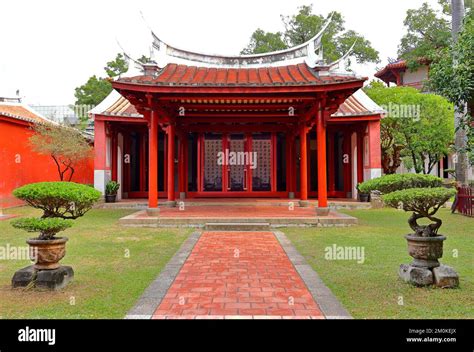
0,119 -> 94,208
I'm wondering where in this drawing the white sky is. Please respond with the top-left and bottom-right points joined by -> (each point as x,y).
0,0 -> 442,105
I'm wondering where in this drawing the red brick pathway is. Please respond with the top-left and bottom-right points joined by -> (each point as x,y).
153,232 -> 323,319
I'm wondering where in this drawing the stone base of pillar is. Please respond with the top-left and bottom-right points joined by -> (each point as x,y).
146,208 -> 160,216
288,192 -> 295,199
299,200 -> 310,207
315,207 -> 330,216
179,192 -> 186,200
165,200 -> 177,208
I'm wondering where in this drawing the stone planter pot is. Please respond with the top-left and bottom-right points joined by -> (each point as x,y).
105,194 -> 117,203
26,237 -> 68,270
405,234 -> 446,268
358,193 -> 370,202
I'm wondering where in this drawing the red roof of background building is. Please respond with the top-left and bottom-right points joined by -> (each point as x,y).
374,60 -> 407,79
0,103 -> 48,124
118,63 -> 364,87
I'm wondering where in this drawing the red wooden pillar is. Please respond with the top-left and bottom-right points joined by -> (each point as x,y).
111,128 -> 118,182
178,132 -> 186,199
299,126 -> 309,206
148,110 -> 159,212
167,123 -> 176,204
328,129 -> 336,194
286,133 -> 295,198
317,110 -> 328,210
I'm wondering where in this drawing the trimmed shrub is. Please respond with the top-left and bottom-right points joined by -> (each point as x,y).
383,187 -> 456,237
13,182 -> 101,219
11,218 -> 73,240
357,174 -> 443,194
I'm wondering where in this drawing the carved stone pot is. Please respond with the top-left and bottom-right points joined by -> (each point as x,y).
26,237 -> 68,270
405,235 -> 446,268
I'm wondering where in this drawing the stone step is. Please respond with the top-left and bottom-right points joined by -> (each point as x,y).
204,222 -> 271,231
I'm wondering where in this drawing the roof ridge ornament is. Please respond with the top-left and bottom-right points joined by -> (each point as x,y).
321,40 -> 358,76
148,13 -> 334,68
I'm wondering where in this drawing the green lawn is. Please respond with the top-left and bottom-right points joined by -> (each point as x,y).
1,206 -> 472,319
0,207 -> 191,319
284,208 -> 474,319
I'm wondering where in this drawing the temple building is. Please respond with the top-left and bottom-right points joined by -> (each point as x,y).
90,19 -> 384,214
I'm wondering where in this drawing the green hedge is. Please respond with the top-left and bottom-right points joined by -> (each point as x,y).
13,182 -> 101,219
357,174 -> 444,194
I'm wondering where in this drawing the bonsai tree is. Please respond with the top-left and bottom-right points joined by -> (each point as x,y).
10,182 -> 101,279
358,174 -> 459,287
11,218 -> 73,240
13,182 -> 101,219
383,188 -> 456,237
358,174 -> 455,236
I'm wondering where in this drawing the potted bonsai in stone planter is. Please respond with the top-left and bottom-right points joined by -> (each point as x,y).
358,174 -> 459,287
383,187 -> 456,267
105,180 -> 120,203
11,182 -> 101,290
11,217 -> 73,270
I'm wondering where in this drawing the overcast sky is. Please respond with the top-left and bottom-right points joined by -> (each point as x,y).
0,0 -> 442,105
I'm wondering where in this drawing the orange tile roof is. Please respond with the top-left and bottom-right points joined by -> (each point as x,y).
0,103 -> 48,124
118,63 -> 364,87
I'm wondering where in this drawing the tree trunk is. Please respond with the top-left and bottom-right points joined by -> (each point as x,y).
451,0 -> 469,184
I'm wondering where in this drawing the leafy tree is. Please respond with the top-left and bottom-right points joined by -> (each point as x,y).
398,0 -> 472,69
30,124 -> 93,181
137,55 -> 153,64
429,6 -> 474,168
104,53 -> 129,78
242,5 -> 380,64
241,29 -> 287,54
74,75 -> 112,107
398,2 -> 451,69
74,53 -> 130,108
365,85 -> 454,175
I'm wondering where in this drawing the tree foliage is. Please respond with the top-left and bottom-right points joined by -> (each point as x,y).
365,84 -> 454,174
383,187 -> 456,236
429,15 -> 474,156
30,123 -> 93,181
13,182 -> 101,220
359,173 -> 454,237
242,5 -> 379,64
74,53 -> 130,107
11,218 -> 73,240
104,53 -> 129,78
357,173 -> 444,194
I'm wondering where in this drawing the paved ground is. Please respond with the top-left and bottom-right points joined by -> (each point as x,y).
152,232 -> 323,319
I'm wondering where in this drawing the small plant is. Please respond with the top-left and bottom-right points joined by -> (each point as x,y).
105,181 -> 120,196
11,218 -> 73,240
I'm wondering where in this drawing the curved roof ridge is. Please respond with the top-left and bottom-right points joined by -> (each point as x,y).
150,14 -> 333,68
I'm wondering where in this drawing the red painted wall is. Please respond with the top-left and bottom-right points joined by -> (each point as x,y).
0,118 -> 94,208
